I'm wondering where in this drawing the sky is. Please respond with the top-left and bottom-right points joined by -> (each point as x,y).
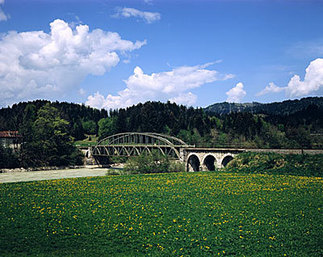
0,0 -> 323,109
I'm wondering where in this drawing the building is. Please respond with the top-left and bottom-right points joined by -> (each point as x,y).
0,131 -> 22,150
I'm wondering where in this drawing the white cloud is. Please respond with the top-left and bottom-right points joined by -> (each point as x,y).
226,82 -> 246,103
0,8 -> 7,21
288,40 -> 323,59
257,58 -> 323,97
169,92 -> 197,106
79,88 -> 86,96
86,64 -> 234,109
113,7 -> 161,24
0,0 -> 8,22
0,19 -> 146,106
256,82 -> 285,96
286,58 -> 323,96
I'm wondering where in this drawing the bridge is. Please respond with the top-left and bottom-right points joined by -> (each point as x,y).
90,132 -> 245,171
91,132 -> 191,163
89,132 -> 323,172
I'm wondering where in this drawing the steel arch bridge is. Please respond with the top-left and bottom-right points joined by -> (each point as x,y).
91,132 -> 192,163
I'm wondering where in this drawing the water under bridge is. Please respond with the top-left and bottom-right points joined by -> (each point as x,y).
88,132 -> 323,172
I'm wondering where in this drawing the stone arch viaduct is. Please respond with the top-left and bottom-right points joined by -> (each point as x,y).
183,148 -> 243,172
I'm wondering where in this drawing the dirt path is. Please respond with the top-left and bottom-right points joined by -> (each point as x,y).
0,167 -> 109,184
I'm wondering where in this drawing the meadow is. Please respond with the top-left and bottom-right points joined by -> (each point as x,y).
0,172 -> 322,256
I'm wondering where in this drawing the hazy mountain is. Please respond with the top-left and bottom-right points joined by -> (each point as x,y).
204,97 -> 323,115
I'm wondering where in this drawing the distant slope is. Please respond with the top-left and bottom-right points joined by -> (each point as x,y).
204,97 -> 323,115
204,102 -> 262,115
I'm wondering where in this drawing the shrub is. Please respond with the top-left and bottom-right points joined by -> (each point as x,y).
169,161 -> 186,173
109,156 -> 128,163
124,151 -> 171,174
0,144 -> 19,169
225,152 -> 323,177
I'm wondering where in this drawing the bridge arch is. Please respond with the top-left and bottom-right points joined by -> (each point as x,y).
96,132 -> 188,147
202,154 -> 217,171
221,154 -> 234,167
92,132 -> 191,163
187,154 -> 200,172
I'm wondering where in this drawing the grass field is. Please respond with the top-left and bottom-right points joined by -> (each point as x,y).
74,134 -> 98,147
0,172 -> 322,256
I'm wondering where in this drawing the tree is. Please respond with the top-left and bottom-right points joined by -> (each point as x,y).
98,116 -> 118,140
82,120 -> 97,135
21,103 -> 83,167
286,126 -> 312,149
0,144 -> 19,168
71,120 -> 85,140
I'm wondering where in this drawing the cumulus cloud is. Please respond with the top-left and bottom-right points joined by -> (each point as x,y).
113,7 -> 161,23
256,82 -> 284,96
169,92 -> 197,106
226,82 -> 246,103
0,0 -> 8,21
257,58 -> 323,97
86,64 -> 234,109
0,19 -> 146,106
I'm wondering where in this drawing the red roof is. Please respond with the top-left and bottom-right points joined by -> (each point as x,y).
0,131 -> 22,138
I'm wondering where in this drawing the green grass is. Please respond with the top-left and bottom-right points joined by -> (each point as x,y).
1,172 -> 322,256
74,134 -> 98,147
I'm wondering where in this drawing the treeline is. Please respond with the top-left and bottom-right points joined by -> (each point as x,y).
97,100 -> 323,149
99,101 -> 211,141
0,100 -> 108,140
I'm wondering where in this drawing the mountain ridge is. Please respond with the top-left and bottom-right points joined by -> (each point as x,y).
204,97 -> 323,115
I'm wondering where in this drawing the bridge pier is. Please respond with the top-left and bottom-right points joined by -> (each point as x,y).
78,146 -> 96,165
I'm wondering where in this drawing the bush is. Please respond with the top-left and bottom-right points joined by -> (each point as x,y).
124,151 -> 172,174
0,144 -> 19,169
169,161 -> 186,173
109,156 -> 128,163
225,152 -> 323,177
68,148 -> 84,166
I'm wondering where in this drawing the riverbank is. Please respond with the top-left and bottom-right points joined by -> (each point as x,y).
0,165 -> 98,173
0,166 -> 109,183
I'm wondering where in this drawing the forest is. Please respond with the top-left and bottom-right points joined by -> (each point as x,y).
0,97 -> 322,168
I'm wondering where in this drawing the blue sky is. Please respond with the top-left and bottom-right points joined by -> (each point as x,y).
0,0 -> 323,109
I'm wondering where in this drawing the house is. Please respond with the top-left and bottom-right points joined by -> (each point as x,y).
0,131 -> 22,150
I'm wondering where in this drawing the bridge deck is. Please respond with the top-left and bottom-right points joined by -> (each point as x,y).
183,147 -> 323,155
245,148 -> 323,155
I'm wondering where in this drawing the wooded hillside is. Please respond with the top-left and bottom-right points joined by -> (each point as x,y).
204,97 -> 323,115
0,97 -> 322,150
